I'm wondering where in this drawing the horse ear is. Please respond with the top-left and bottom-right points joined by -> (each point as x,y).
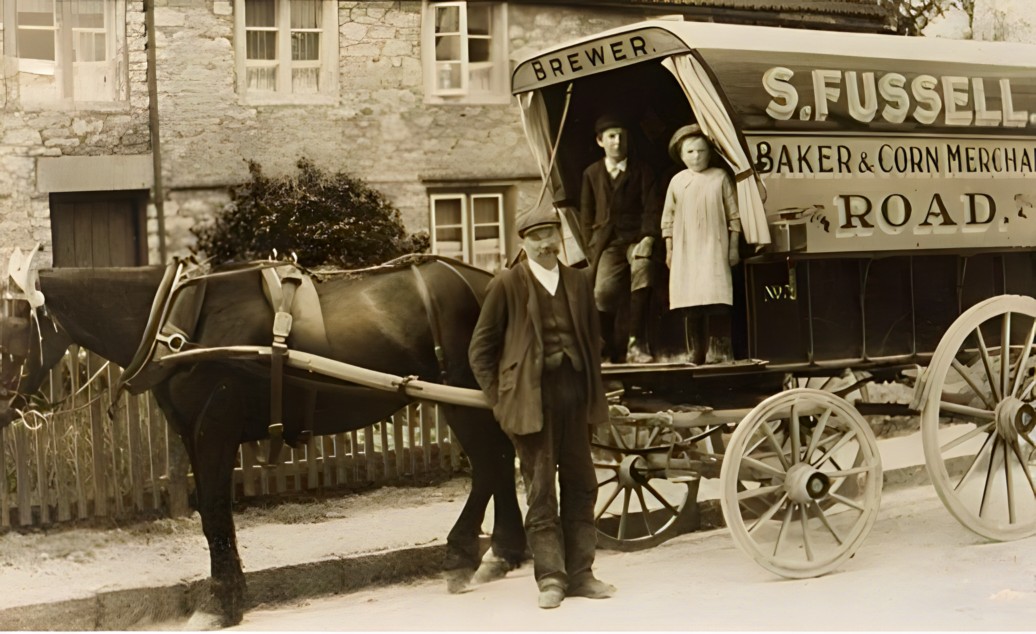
7,243 -> 45,309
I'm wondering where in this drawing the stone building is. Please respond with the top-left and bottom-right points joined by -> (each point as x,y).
0,0 -> 895,270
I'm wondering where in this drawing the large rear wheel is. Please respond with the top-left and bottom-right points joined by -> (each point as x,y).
920,295 -> 1036,541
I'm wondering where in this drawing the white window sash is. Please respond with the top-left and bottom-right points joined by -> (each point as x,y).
430,193 -> 470,261
238,0 -> 334,98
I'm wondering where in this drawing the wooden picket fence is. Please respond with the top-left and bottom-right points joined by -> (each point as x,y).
0,346 -> 461,529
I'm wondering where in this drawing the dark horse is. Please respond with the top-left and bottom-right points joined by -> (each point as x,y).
1,257 -> 527,626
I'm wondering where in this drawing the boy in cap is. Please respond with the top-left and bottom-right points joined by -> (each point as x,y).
469,202 -> 615,609
579,114 -> 662,363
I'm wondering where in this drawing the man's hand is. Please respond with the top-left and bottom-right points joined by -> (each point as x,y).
728,232 -> 741,267
665,237 -> 673,268
632,236 -> 654,259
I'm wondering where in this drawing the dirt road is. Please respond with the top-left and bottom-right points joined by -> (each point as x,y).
230,484 -> 1036,631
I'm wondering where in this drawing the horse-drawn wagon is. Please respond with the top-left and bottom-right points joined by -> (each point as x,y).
509,19 -> 1036,577
2,17 -> 1035,626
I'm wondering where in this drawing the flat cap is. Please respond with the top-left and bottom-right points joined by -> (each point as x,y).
594,113 -> 626,134
668,123 -> 704,162
516,201 -> 562,238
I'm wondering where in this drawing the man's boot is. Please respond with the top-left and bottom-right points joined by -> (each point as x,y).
683,311 -> 706,365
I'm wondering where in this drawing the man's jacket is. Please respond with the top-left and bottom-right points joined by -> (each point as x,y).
579,158 -> 662,265
468,260 -> 609,436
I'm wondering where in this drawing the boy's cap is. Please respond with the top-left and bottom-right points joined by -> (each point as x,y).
517,203 -> 562,238
594,114 -> 626,134
668,123 -> 704,162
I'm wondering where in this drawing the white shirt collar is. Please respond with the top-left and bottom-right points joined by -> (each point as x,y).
527,257 -> 560,296
605,157 -> 627,175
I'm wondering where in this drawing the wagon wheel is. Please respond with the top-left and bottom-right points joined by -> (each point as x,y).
920,295 -> 1036,541
592,420 -> 699,551
720,388 -> 883,578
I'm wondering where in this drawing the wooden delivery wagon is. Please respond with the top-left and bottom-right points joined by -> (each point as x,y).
505,18 -> 1036,577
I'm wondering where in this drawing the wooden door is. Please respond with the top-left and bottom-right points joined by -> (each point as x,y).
50,190 -> 147,267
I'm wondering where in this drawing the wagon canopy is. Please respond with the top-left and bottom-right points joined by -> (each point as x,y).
512,20 -> 1036,254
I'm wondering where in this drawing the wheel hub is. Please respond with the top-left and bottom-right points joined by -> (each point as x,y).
784,463 -> 832,503
618,455 -> 649,487
995,396 -> 1036,438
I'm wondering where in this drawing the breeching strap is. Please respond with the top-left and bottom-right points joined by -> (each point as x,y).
411,264 -> 448,384
262,266 -> 304,465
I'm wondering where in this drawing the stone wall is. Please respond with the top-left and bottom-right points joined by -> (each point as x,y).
152,1 -> 661,260
0,1 -> 151,267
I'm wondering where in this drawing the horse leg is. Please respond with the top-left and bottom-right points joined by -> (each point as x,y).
186,380 -> 248,625
445,406 -> 528,590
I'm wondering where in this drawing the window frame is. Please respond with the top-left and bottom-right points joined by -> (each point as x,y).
7,0 -> 127,107
421,1 -> 509,106
234,0 -> 339,105
429,190 -> 507,272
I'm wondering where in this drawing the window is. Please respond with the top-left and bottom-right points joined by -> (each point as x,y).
422,1 -> 508,105
430,192 -> 506,272
8,0 -> 127,105
235,0 -> 338,103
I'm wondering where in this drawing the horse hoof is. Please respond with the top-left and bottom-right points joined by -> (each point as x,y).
472,553 -> 514,584
443,568 -> 475,594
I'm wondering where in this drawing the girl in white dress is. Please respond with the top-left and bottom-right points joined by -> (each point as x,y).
661,124 -> 741,364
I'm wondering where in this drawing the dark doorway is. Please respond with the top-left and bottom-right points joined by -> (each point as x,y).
50,190 -> 148,267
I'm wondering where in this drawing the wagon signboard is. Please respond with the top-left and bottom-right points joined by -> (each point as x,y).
693,42 -> 1036,253
749,134 -> 1036,252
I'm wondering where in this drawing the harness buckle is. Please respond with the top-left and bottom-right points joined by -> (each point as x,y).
156,331 -> 187,353
273,312 -> 293,339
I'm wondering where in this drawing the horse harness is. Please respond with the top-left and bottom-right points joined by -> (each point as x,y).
120,256 -> 482,466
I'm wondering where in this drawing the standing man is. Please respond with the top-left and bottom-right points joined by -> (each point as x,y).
469,203 -> 616,610
580,114 -> 662,363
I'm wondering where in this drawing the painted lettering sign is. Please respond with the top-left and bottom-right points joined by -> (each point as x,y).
704,50 -> 1036,136
753,134 -> 1036,252
510,27 -> 689,94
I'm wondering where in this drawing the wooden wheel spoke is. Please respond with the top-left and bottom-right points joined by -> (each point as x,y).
747,491 -> 790,533
954,432 -> 995,492
810,501 -> 845,545
773,504 -> 795,557
761,421 -> 791,470
739,455 -> 786,479
593,461 -> 620,471
618,488 -> 632,539
643,482 -> 680,517
975,328 -> 1003,403
644,425 -> 661,447
799,505 -> 814,562
737,483 -> 783,501
634,486 -> 653,535
939,421 -> 995,455
827,465 -> 874,478
595,484 -> 622,522
979,437 -> 1002,519
1004,438 -> 1016,525
595,473 -> 619,488
1007,440 -> 1036,500
1010,320 -> 1036,398
811,429 -> 857,468
790,402 -> 802,464
1001,312 -> 1012,402
950,358 -> 998,410
609,425 -> 628,451
938,401 -> 995,421
804,408 -> 832,465
827,492 -> 866,512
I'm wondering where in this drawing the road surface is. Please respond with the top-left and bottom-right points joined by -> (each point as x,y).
229,484 -> 1036,631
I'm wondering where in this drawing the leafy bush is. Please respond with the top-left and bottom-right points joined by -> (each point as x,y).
191,158 -> 429,268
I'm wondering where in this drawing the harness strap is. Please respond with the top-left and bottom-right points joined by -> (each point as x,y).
110,259 -> 184,414
411,264 -> 448,384
432,259 -> 484,310
261,266 -> 305,466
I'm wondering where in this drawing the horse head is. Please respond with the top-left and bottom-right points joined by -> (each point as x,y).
0,246 -> 74,428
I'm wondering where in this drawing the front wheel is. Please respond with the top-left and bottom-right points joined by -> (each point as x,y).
720,388 -> 882,578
